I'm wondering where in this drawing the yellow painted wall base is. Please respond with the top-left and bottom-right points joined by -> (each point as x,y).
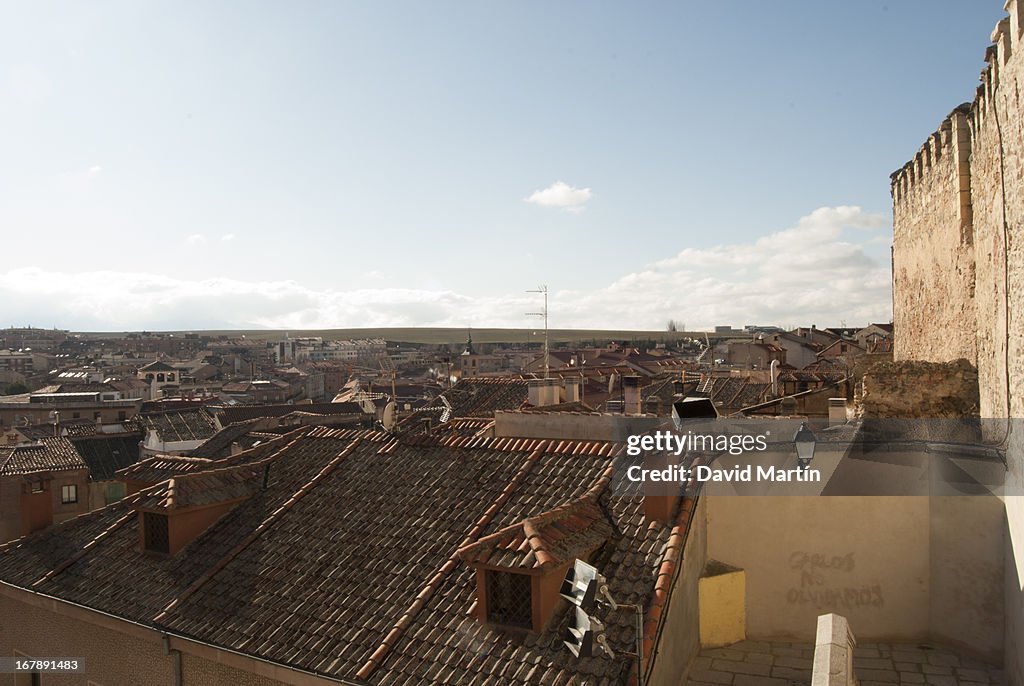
698,561 -> 746,647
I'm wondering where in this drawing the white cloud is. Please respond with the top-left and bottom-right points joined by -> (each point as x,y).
185,234 -> 208,246
524,181 -> 592,212
88,165 -> 103,175
0,206 -> 892,331
221,233 -> 236,242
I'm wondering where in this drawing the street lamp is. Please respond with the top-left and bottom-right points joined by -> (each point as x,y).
793,421 -> 816,471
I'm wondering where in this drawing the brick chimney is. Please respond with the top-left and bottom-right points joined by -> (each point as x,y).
623,375 -> 643,415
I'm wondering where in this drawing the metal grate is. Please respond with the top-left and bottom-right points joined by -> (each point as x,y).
486,570 -> 532,628
144,512 -> 170,554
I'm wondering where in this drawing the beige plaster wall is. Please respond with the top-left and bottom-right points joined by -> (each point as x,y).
705,494 -> 1004,662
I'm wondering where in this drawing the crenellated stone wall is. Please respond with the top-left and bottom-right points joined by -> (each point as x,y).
891,107 -> 976,365
890,3 -> 1024,682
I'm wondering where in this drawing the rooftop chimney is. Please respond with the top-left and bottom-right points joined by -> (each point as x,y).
528,379 -> 545,407
623,376 -> 643,416
563,377 -> 581,404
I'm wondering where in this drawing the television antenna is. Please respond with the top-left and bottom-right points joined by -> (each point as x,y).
526,285 -> 549,379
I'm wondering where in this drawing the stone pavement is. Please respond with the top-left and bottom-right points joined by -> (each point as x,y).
684,640 -> 1006,686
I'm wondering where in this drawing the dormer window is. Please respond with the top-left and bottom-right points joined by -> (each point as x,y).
458,499 -> 614,634
486,570 -> 532,629
143,512 -> 169,554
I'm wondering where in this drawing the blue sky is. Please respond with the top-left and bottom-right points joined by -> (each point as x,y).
0,1 -> 1007,331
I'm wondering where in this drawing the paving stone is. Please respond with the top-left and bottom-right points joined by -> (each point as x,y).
733,675 -> 790,686
733,640 -> 772,652
856,658 -> 896,670
900,673 -> 926,684
744,652 -> 775,666
921,665 -> 953,676
926,653 -> 960,668
691,657 -> 713,671
858,669 -> 899,683
774,656 -> 812,670
705,648 -> 747,661
855,647 -> 882,658
895,662 -> 920,672
864,682 -> 900,686
771,666 -> 812,680
770,646 -> 803,658
892,651 -> 929,664
957,669 -> 991,682
924,675 -> 956,686
688,669 -> 735,685
710,659 -> 772,677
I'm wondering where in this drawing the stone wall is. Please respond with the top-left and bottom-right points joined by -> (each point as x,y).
858,359 -> 979,419
890,4 -> 1024,681
891,107 -> 977,365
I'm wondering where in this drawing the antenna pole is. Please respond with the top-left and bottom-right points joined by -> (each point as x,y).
526,285 -> 550,379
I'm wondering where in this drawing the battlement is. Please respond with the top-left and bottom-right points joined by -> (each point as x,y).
891,1 -> 1024,221
890,105 -> 972,231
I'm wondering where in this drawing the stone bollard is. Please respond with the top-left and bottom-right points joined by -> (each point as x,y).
811,613 -> 857,686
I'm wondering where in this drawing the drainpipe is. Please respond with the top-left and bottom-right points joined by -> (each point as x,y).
162,635 -> 182,686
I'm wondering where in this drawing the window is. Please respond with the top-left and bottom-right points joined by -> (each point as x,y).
30,481 -> 45,494
143,512 -> 170,554
486,570 -> 532,629
72,412 -> 80,419
61,484 -> 78,504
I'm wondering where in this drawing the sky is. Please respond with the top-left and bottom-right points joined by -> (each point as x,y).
0,1 -> 1008,332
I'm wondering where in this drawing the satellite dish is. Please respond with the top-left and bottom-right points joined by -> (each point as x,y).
607,373 -> 616,395
382,401 -> 396,432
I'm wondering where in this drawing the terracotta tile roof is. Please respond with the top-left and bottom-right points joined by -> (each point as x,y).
140,408 -> 219,442
139,361 -> 176,372
70,433 -> 143,481
458,499 -> 614,570
0,426 -> 697,685
0,438 -> 87,476
401,378 -> 530,426
186,420 -> 263,459
217,402 -> 363,426
116,455 -> 215,483
133,462 -> 267,511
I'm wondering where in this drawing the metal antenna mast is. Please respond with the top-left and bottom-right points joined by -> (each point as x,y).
526,285 -> 549,379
